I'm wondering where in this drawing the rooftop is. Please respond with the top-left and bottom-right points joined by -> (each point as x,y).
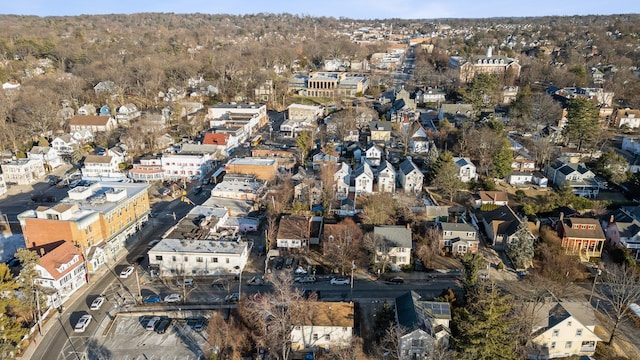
149,238 -> 248,255
226,157 -> 276,166
298,302 -> 354,328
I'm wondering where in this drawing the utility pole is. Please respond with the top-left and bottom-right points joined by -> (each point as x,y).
589,268 -> 602,303
350,260 -> 355,300
135,267 -> 142,304
34,284 -> 43,335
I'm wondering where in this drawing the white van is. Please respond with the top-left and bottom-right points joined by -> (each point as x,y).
146,316 -> 160,331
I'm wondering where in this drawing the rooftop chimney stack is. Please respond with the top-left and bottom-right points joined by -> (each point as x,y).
486,46 -> 493,58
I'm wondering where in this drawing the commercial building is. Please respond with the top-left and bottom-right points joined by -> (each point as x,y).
225,157 -> 278,182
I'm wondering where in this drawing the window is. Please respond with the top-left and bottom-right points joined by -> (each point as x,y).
196,257 -> 203,263
155,256 -> 163,261
412,339 -> 419,347
550,342 -> 556,349
172,256 -> 176,261
325,334 -> 330,340
552,329 -> 559,337
576,329 -> 582,336
226,258 -> 230,264
312,334 -> 318,341
183,256 -> 188,262
213,258 -> 218,263
565,341 -> 572,348
567,321 -> 572,326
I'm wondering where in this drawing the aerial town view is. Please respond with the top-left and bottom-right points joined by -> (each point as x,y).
1,1 -> 640,359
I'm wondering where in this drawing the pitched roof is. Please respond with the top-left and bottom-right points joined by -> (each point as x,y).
453,157 -> 473,168
298,302 -> 354,327
203,132 -> 230,145
399,158 -> 420,175
478,191 -> 509,203
480,205 -> 522,237
69,115 -> 111,126
84,155 -> 113,164
395,291 -> 451,331
531,301 -> 600,339
562,218 -> 606,240
38,241 -> 84,281
374,225 -> 412,248
440,222 -> 475,232
370,121 -> 392,132
276,216 -> 309,240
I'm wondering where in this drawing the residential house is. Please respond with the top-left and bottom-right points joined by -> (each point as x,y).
287,104 -> 323,124
28,146 -> 63,170
70,129 -> 94,144
398,157 -> 424,193
51,134 -> 78,156
294,179 -> 323,207
81,155 -> 125,180
148,238 -> 248,277
474,191 -> 509,208
439,222 -> 479,255
290,302 -> 354,352
362,143 -> 383,167
276,216 -> 311,249
453,157 -> 477,183
502,86 -> 519,104
1,158 -> 45,185
603,210 -> 640,260
18,182 -> 151,272
203,132 -> 238,156
69,115 -> 117,133
376,160 -> 397,193
225,157 -> 278,182
408,122 -> 430,154
509,171 -> 534,186
512,156 -> 536,172
557,215 -> 606,260
94,81 -> 116,95
34,241 -> 87,308
373,226 -> 412,270
546,161 -> 600,198
115,103 -> 141,125
77,104 -> 97,116
478,205 -> 532,251
312,151 -> 339,171
162,153 -> 214,181
334,162 -> 351,200
128,156 -> 164,182
395,291 -> 452,360
532,172 -> 549,188
613,108 -> 640,129
438,103 -> 474,126
352,162 -> 374,195
416,88 -> 446,106
369,121 -> 392,142
527,301 -> 601,359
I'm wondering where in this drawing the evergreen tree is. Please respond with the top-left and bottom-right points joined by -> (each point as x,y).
563,97 -> 599,151
460,252 -> 486,290
507,219 -> 535,269
430,151 -> 463,202
454,284 -> 518,360
492,138 -> 513,179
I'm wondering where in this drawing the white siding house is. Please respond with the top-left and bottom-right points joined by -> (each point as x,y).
35,242 -> 88,308
290,302 -> 354,352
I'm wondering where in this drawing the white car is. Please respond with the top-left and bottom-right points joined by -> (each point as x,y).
330,278 -> 350,285
120,266 -> 135,278
90,296 -> 105,311
164,293 -> 182,303
146,316 -> 161,331
294,266 -> 308,275
74,314 -> 92,333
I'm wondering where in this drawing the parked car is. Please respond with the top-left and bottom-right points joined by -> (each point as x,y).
90,296 -> 105,310
164,293 -> 182,303
225,293 -> 239,303
159,188 -> 171,197
384,277 -> 405,285
330,278 -> 350,285
193,318 -> 206,332
142,295 -> 161,304
74,314 -> 92,333
295,276 -> 316,284
146,316 -> 161,331
274,257 -> 284,270
148,239 -> 160,248
211,278 -> 229,289
294,265 -> 308,275
119,266 -> 134,278
177,279 -> 194,287
156,318 -> 172,334
247,276 -> 266,286
284,257 -> 295,269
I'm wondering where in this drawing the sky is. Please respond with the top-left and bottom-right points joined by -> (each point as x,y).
2,0 -> 639,19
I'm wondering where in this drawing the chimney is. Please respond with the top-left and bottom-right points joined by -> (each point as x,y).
486,46 -> 493,58
559,212 -> 564,222
39,247 -> 45,256
609,214 -> 615,224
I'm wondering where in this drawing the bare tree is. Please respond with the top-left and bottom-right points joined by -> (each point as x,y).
206,310 -> 250,360
595,264 -> 640,346
323,218 -> 364,275
416,227 -> 443,268
360,193 -> 397,225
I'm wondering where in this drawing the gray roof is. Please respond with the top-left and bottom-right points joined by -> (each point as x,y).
440,222 -> 475,232
399,158 -> 420,176
395,291 -> 451,332
532,301 -> 599,337
370,121 -> 392,132
374,225 -> 412,248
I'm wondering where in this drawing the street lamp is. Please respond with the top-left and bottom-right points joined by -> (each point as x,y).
589,268 -> 602,304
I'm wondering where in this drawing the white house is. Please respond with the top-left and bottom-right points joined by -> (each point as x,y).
35,241 -> 88,308
1,158 -> 46,185
408,122 -> 430,154
115,103 -> 141,125
276,216 -> 310,249
527,301 -> 601,359
128,156 -> 165,182
352,162 -> 374,195
281,104 -> 321,137
373,226 -> 412,270
51,134 -> 79,156
81,155 -> 125,180
148,238 -> 249,277
362,143 -> 383,167
312,151 -> 339,170
398,157 -> 424,193
28,146 -> 64,170
0,174 -> 6,196
546,161 -> 600,198
376,160 -> 396,193
334,162 -> 351,200
290,302 -> 354,352
453,157 -> 478,183
69,115 -> 118,133
509,171 -> 534,186
207,102 -> 268,137
161,153 -> 214,180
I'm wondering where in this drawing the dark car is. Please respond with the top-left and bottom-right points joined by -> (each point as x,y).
156,318 -> 172,334
274,257 -> 284,270
247,276 -> 266,286
284,257 -> 295,269
193,186 -> 203,195
142,295 -> 161,304
385,277 -> 405,285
